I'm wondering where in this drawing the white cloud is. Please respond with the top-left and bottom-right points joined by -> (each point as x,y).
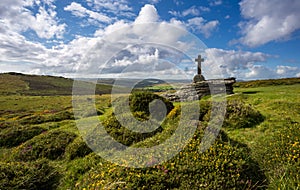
204,48 -> 270,79
86,0 -> 133,17
168,6 -> 209,17
204,48 -> 300,79
64,2 -> 112,24
1,3 -> 298,80
147,0 -> 161,4
239,0 -> 300,47
31,7 -> 66,39
0,32 -> 47,63
245,65 -> 275,79
187,17 -> 219,38
182,6 -> 201,17
276,65 -> 300,76
134,4 -> 159,24
209,0 -> 222,6
0,0 -> 66,39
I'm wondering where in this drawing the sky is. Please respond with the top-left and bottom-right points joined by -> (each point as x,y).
0,0 -> 300,80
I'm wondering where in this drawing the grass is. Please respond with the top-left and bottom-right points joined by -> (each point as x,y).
0,75 -> 299,189
225,84 -> 300,188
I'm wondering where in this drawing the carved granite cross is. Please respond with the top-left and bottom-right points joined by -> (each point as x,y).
195,55 -> 204,75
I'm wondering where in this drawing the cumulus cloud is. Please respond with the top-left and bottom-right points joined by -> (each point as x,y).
276,66 -> 300,76
0,32 -> 47,63
239,0 -> 300,47
134,4 -> 159,24
187,17 -> 219,38
204,48 -> 270,79
203,48 -> 300,79
64,2 -> 112,24
0,0 -> 66,39
1,2 -> 298,80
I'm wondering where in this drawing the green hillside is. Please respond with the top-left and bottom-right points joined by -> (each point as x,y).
0,72 -> 113,96
234,77 -> 300,88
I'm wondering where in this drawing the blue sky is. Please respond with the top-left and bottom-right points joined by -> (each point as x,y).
0,0 -> 300,80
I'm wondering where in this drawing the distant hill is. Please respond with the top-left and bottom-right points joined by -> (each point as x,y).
234,77 -> 300,88
95,78 -> 190,87
0,72 -> 113,96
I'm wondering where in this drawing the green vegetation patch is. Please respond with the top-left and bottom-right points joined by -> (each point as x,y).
19,110 -> 74,125
0,125 -> 46,148
77,128 -> 267,189
128,91 -> 174,116
0,159 -> 59,190
86,112 -> 163,149
13,130 -> 77,161
222,100 -> 265,129
234,77 -> 300,88
0,72 -> 113,96
65,137 -> 93,160
0,73 -> 28,95
254,120 -> 300,189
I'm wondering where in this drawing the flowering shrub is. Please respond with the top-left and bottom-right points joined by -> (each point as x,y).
77,127 -> 267,189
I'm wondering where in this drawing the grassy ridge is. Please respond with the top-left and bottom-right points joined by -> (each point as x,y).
0,72 -> 113,95
234,77 -> 300,88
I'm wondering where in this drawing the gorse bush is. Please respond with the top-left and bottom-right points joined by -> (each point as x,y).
223,100 -> 264,129
77,127 -> 267,189
86,112 -> 164,149
13,130 -> 77,161
66,137 -> 93,160
203,100 -> 264,129
86,91 -> 173,148
19,110 -> 74,125
0,159 -> 59,190
0,125 -> 46,147
128,91 -> 174,117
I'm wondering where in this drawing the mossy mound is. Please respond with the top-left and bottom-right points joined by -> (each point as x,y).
66,137 -> 93,160
13,130 -> 77,161
0,125 -> 46,147
203,100 -> 264,129
86,112 -> 163,150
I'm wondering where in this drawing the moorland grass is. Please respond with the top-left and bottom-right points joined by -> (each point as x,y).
0,82 -> 299,189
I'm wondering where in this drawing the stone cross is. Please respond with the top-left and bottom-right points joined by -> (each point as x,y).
195,54 -> 204,75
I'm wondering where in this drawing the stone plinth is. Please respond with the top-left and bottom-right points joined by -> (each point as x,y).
193,74 -> 205,82
163,77 -> 236,102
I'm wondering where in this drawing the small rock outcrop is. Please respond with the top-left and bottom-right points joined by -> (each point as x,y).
163,77 -> 236,102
